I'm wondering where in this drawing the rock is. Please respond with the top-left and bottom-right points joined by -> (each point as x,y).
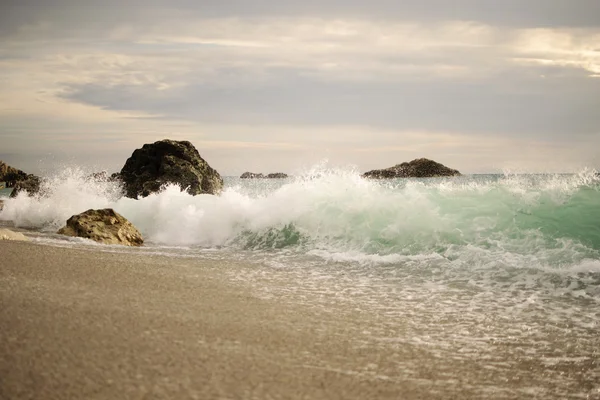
9,177 -> 41,197
240,172 -> 265,179
240,172 -> 288,179
57,208 -> 144,246
109,172 -> 122,183
85,171 -> 110,182
0,229 -> 28,241
0,160 -> 25,181
266,173 -> 289,179
119,140 -> 223,199
362,158 -> 461,179
86,171 -> 123,184
0,161 -> 41,197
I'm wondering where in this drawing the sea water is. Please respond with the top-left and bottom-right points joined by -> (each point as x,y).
1,165 -> 599,397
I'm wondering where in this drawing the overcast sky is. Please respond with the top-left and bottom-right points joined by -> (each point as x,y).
1,0 -> 599,175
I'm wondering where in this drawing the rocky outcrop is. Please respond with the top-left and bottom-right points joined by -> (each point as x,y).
240,172 -> 289,179
9,177 -> 41,197
0,229 -> 28,241
266,173 -> 288,179
240,172 -> 265,179
119,140 -> 223,199
0,161 -> 41,197
57,208 -> 143,246
0,161 -> 25,181
363,158 -> 461,179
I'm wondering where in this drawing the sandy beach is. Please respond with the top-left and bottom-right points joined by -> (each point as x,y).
0,241 -> 426,400
1,240 -> 598,400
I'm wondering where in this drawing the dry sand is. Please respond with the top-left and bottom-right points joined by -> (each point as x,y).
0,241 -> 429,400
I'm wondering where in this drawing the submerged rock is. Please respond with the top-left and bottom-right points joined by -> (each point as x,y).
362,158 -> 460,179
119,139 -> 223,199
0,161 -> 41,197
0,229 -> 28,241
57,208 -> 143,246
240,172 -> 288,179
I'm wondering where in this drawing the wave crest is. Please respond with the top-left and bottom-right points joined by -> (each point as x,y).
1,165 -> 599,266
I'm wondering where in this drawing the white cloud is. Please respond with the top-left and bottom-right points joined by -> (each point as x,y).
1,15 -> 599,174
2,18 -> 599,96
511,29 -> 600,75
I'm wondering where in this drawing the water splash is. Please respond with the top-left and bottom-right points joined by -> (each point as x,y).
1,165 -> 599,265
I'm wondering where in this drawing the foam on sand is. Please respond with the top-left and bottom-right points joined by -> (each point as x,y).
0,228 -> 28,241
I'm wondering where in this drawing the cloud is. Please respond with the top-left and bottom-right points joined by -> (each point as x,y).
2,0 -> 600,32
1,5 -> 599,174
2,18 -> 598,83
59,64 -> 600,138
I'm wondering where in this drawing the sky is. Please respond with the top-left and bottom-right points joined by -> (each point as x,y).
1,0 -> 599,176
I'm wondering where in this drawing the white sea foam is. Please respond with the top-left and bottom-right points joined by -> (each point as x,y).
1,165 -> 599,274
0,167 -> 123,229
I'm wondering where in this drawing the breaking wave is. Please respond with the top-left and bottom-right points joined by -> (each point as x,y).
2,165 -> 599,278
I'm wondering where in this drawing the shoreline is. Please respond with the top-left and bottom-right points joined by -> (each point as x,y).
1,241 -> 598,399
0,241 -> 423,399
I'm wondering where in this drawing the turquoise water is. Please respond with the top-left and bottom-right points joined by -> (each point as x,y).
226,173 -> 600,256
0,187 -> 13,198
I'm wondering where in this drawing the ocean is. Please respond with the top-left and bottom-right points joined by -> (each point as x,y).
1,165 -> 599,398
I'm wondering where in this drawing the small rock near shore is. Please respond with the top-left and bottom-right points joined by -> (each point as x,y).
57,208 -> 144,247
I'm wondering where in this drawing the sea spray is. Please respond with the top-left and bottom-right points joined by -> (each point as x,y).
0,167 -> 123,229
1,165 -> 599,272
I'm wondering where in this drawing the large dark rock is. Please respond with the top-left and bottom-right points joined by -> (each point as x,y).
240,172 -> 289,179
363,158 -> 461,179
119,140 -> 223,199
0,161 -> 41,197
57,208 -> 143,246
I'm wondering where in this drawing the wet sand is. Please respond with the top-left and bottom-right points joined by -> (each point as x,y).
1,241 -> 598,399
0,241 -> 427,400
